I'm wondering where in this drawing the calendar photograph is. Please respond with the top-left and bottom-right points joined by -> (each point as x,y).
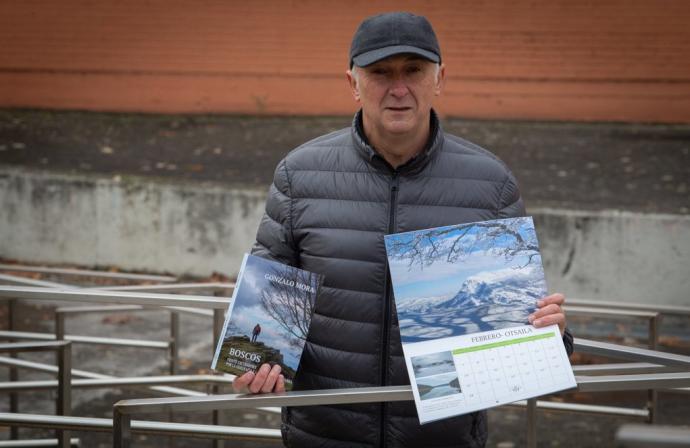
385,216 -> 545,344
385,217 -> 576,424
416,372 -> 462,401
411,351 -> 455,377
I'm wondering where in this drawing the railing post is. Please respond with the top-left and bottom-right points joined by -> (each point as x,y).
526,398 -> 537,448
648,314 -> 661,423
212,307 -> 225,448
56,342 -> 72,448
113,406 -> 132,448
8,298 -> 19,440
56,310 -> 66,341
212,384 -> 224,448
169,310 -> 181,447
170,310 -> 180,375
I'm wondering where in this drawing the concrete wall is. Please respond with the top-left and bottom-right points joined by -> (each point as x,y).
1,168 -> 688,305
533,209 -> 689,306
0,168 -> 266,277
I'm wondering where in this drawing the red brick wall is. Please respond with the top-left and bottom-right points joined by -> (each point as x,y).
1,0 -> 689,122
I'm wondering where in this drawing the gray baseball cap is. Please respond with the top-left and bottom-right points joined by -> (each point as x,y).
349,12 -> 441,68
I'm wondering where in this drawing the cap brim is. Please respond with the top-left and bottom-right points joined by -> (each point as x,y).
352,45 -> 440,67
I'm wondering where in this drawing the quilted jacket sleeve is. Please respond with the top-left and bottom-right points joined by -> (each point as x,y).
251,158 -> 299,266
498,171 -> 526,218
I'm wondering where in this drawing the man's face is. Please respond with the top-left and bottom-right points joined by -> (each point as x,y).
347,55 -> 444,138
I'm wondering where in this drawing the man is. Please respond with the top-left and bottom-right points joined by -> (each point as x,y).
233,12 -> 573,447
251,323 -> 261,343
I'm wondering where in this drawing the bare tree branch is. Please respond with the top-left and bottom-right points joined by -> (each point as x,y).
388,218 -> 539,269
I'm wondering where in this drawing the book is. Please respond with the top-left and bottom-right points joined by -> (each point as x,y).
384,216 -> 576,424
211,254 -> 323,390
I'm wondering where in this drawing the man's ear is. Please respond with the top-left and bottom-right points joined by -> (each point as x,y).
346,70 -> 360,102
434,64 -> 446,96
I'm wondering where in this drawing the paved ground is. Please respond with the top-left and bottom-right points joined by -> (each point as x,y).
1,109 -> 688,214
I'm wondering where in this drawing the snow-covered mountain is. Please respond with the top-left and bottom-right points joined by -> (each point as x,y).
396,266 -> 547,341
444,267 -> 546,310
398,267 -> 546,315
396,294 -> 454,314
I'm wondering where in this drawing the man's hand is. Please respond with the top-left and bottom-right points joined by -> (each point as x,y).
529,293 -> 566,336
231,363 -> 286,394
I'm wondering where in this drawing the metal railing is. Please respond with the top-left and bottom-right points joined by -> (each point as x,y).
0,341 -> 72,447
0,265 -> 176,283
0,281 -> 234,446
110,338 -> 690,448
616,423 -> 690,447
2,278 -> 689,446
0,412 -> 281,443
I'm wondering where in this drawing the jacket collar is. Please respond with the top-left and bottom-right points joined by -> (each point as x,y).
351,108 -> 444,175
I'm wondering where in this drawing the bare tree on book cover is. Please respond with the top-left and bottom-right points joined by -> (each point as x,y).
259,266 -> 318,348
387,218 -> 539,269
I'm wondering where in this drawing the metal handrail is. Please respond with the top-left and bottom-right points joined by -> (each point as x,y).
568,298 -> 690,317
0,355 -> 208,398
574,338 -> 690,367
564,305 -> 659,318
0,330 -> 169,349
0,438 -> 81,447
0,264 -> 176,282
110,372 -> 690,447
0,412 -> 282,442
0,286 -> 229,308
112,372 -> 690,415
0,374 -> 234,392
0,341 -> 72,448
616,423 -> 690,447
85,282 -> 236,292
0,273 -> 74,289
111,338 -> 690,448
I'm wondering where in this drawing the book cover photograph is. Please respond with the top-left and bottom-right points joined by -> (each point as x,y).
384,216 -> 576,423
211,254 -> 323,390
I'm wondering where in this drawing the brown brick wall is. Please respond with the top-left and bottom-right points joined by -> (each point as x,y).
1,0 -> 689,122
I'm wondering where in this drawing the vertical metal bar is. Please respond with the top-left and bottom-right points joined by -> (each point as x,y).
8,298 -> 19,440
56,311 -> 66,341
169,311 -> 180,448
113,407 -> 131,448
56,342 -> 72,448
647,314 -> 660,423
169,311 -> 179,375
212,384 -> 223,448
213,308 -> 224,347
211,308 -> 225,448
526,398 -> 537,448
649,314 -> 660,350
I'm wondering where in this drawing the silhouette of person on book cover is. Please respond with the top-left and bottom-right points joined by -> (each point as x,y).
251,323 -> 261,343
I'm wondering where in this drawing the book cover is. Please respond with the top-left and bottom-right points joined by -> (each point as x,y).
384,216 -> 576,423
211,254 -> 323,390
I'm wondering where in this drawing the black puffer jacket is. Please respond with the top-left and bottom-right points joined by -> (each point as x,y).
252,110 -> 574,447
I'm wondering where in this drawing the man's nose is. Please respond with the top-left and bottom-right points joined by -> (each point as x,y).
389,77 -> 409,97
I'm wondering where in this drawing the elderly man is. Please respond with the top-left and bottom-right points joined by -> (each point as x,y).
233,11 -> 573,447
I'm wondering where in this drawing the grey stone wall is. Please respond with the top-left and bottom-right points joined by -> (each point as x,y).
1,168 -> 688,305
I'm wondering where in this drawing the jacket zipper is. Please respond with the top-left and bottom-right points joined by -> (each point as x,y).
380,171 -> 399,447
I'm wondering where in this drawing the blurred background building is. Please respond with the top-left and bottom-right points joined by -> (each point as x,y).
1,0 -> 689,303
1,0 -> 688,121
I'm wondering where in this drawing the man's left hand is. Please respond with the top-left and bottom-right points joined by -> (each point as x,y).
529,293 -> 566,336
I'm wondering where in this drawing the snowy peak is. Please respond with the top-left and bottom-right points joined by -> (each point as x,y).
447,267 -> 546,310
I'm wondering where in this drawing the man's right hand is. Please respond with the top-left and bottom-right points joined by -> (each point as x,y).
232,363 -> 285,394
